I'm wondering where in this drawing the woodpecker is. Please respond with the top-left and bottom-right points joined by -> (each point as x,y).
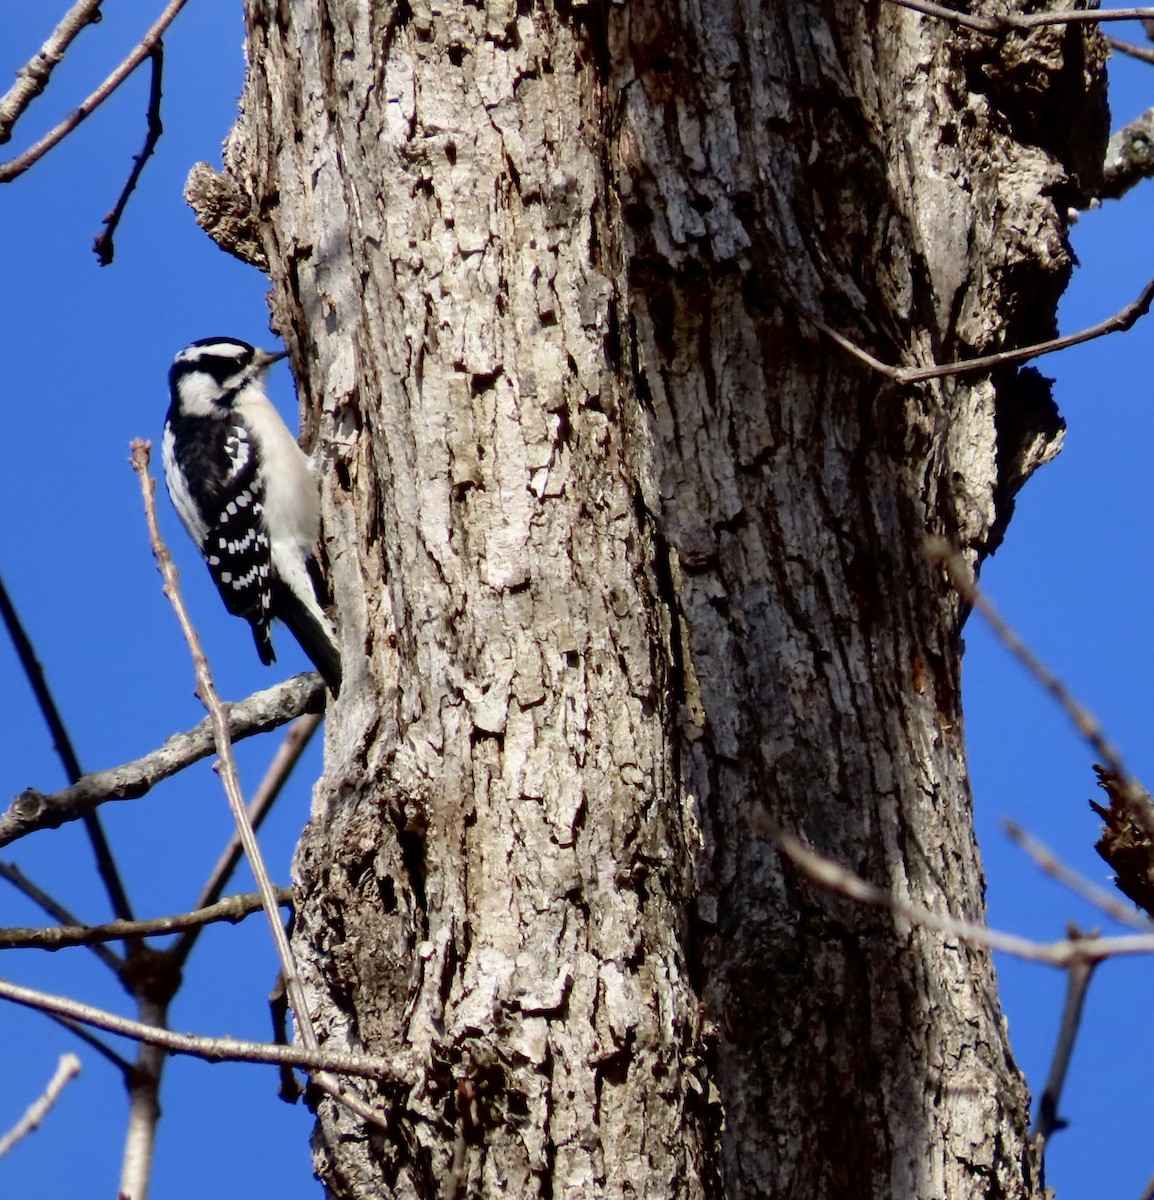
161,336 -> 341,694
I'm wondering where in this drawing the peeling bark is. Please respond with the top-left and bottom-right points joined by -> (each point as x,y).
190,1 -> 1107,1195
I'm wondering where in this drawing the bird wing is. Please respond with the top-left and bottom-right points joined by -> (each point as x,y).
165,418 -> 276,662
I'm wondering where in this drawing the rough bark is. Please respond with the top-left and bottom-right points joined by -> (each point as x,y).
192,1 -> 1107,1196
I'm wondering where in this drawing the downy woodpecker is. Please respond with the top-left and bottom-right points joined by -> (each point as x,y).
161,337 -> 341,694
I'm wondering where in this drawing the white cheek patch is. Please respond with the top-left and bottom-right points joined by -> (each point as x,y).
175,372 -> 230,417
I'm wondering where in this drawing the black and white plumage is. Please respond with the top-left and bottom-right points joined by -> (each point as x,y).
162,337 -> 341,694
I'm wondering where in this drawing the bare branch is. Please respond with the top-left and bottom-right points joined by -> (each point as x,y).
0,0 -> 104,144
929,541 -> 1130,780
0,1053 -> 82,1159
806,276 -> 1154,385
1033,936 -> 1097,1147
0,571 -> 134,925
0,574 -> 84,785
0,0 -> 190,184
1003,819 -> 1152,931
801,312 -> 898,378
0,862 -> 122,974
0,888 -> 291,951
776,831 -> 1154,966
0,975 -> 412,1083
269,973 -> 303,1103
119,997 -> 165,1200
1106,35 -> 1154,65
1102,105 -> 1154,201
93,44 -> 164,265
935,542 -> 1154,919
43,1013 -> 132,1075
929,539 -> 1154,854
889,0 -> 1154,32
0,673 -> 324,850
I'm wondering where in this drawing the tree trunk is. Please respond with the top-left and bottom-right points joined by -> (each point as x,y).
190,1 -> 1106,1195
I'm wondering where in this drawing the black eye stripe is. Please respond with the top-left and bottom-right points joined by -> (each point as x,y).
170,337 -> 256,387
170,358 -> 253,390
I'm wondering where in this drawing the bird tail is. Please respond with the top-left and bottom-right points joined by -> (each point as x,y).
250,618 -> 277,667
272,580 -> 342,695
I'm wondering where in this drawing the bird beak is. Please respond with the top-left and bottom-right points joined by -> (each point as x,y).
253,348 -> 290,370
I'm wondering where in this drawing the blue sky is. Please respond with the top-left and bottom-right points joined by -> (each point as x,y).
2,5 -> 1153,1198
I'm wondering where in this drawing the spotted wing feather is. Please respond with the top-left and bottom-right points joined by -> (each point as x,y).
164,417 -> 276,664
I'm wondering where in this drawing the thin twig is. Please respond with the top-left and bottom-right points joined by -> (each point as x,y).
269,974 -> 302,1103
0,574 -> 84,785
174,713 -> 321,968
889,0 -> 1154,32
93,43 -> 163,265
193,715 -> 322,915
129,440 -> 391,1129
929,541 -> 1128,779
0,862 -> 122,974
0,0 -> 190,183
1003,819 -> 1152,931
0,0 -> 104,144
776,832 -> 1154,966
0,1053 -> 82,1159
0,573 -> 134,924
0,975 -> 411,1081
806,276 -> 1154,385
43,1013 -> 132,1074
0,888 -> 291,951
939,541 -> 1154,912
1033,935 -> 1097,1146
1107,35 -> 1154,65
928,539 -> 1154,850
0,673 -> 324,850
